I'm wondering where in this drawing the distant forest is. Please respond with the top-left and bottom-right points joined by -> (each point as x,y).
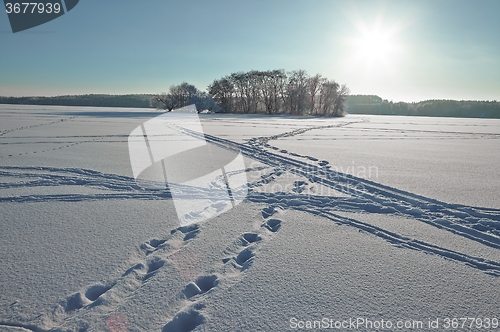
0,94 -> 153,108
1,91 -> 499,119
347,95 -> 500,118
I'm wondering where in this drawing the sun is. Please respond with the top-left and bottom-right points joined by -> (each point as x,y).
355,30 -> 395,63
346,20 -> 403,72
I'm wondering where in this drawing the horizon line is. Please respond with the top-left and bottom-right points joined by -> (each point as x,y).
0,93 -> 499,104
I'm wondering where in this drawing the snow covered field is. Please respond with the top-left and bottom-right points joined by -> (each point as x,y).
0,105 -> 499,331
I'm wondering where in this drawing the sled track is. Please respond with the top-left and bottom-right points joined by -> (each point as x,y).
1,129 -> 499,266
189,129 -> 500,251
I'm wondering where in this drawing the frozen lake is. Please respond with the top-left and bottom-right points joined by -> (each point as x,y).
0,105 -> 499,331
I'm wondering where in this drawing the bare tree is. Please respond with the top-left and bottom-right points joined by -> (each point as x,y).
332,84 -> 350,116
285,70 -> 309,115
152,82 -> 219,113
318,80 -> 339,116
150,92 -> 178,111
208,77 -> 234,113
308,74 -> 325,115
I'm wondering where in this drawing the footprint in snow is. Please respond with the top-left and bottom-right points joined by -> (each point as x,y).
221,233 -> 259,271
262,218 -> 282,233
143,257 -> 165,281
262,206 -> 274,219
162,303 -> 206,332
85,284 -> 113,302
183,275 -> 219,299
241,232 -> 262,245
64,292 -> 89,312
262,205 -> 283,219
141,224 -> 201,256
63,282 -> 115,311
140,238 -> 167,255
149,238 -> 167,248
171,224 -> 201,241
235,247 -> 255,269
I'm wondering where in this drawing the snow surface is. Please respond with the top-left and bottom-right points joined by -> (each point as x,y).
0,105 -> 499,331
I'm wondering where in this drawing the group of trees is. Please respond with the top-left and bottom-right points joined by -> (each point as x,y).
207,69 -> 349,116
150,82 -> 220,112
347,95 -> 500,118
151,70 -> 349,117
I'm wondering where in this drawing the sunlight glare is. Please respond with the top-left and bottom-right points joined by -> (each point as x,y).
345,19 -> 403,75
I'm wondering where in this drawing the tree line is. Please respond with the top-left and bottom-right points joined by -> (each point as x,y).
0,94 -> 153,108
347,95 -> 500,119
3,89 -> 499,119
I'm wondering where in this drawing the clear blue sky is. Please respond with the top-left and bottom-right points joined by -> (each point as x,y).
1,0 -> 499,102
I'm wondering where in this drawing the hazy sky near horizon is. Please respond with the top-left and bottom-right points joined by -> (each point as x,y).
1,0 -> 499,102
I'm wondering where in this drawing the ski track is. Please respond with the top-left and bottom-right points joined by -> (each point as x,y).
1,120 -> 499,331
